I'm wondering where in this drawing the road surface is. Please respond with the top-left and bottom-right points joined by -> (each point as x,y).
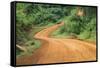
16,22 -> 96,65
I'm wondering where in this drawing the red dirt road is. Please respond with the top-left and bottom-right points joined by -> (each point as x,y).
16,22 -> 96,65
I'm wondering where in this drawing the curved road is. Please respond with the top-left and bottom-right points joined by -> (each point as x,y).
16,22 -> 96,65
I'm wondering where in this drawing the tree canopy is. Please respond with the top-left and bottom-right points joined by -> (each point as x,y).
16,3 -> 97,56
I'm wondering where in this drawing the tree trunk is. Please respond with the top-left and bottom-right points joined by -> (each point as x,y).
16,44 -> 27,52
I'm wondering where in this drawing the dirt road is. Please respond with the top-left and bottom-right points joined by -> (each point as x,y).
16,22 -> 96,65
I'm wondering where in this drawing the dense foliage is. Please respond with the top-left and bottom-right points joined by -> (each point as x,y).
16,3 -> 97,56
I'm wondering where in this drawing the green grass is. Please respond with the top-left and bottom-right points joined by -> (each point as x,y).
51,16 -> 96,42
16,23 -> 55,57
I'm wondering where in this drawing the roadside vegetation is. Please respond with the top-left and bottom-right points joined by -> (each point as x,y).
16,3 -> 97,56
